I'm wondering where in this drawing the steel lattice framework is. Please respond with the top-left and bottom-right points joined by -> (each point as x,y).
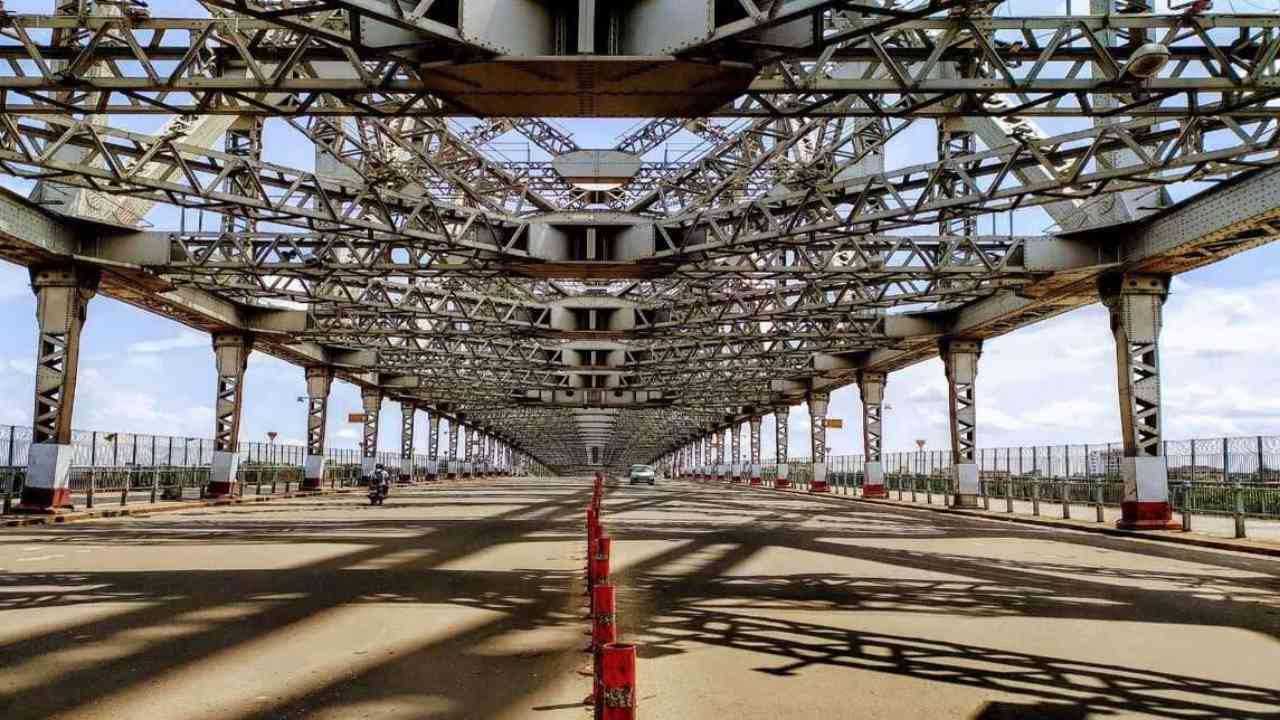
0,0 -> 1278,473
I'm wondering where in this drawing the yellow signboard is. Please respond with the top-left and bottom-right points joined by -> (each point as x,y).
824,418 -> 844,429
348,413 -> 367,423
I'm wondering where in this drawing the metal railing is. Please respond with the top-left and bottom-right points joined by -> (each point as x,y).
693,435 -> 1280,538
0,424 -> 516,513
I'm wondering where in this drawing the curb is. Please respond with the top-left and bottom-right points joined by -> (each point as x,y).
680,478 -> 1280,560
852,496 -> 1280,559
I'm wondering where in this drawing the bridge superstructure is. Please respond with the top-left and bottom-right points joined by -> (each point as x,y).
0,0 -> 1278,530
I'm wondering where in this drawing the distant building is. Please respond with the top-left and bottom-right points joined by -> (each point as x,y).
1088,448 -> 1123,479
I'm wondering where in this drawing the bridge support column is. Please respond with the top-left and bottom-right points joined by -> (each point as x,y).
485,433 -> 495,477
16,267 -> 98,513
302,366 -> 333,491
206,332 -> 253,499
942,339 -> 982,508
1103,274 -> 1180,530
808,391 -> 831,493
749,416 -> 763,485
859,371 -> 888,498
702,433 -> 711,480
774,404 -> 791,488
399,401 -> 415,484
447,418 -> 460,479
426,410 -> 440,480
360,387 -> 382,481
463,423 -> 475,478
730,421 -> 742,483
714,428 -> 726,481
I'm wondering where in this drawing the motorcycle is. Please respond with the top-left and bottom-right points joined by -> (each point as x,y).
368,480 -> 390,505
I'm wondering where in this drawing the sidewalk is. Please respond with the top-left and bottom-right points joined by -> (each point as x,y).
683,477 -> 1280,558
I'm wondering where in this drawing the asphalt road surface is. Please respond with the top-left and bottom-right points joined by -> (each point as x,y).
1,477 -> 1278,719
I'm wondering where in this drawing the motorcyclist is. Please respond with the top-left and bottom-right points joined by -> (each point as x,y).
373,463 -> 391,499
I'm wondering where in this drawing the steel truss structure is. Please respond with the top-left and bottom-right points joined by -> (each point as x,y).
0,0 -> 1278,475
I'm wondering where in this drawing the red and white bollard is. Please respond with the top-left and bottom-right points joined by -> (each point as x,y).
598,643 -> 637,720
592,536 -> 611,588
592,584 -> 617,648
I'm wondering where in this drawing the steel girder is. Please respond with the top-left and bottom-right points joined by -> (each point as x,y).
0,14 -> 1276,118
3,3 -> 1280,472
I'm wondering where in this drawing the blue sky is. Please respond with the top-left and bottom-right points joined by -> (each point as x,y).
0,0 -> 1277,460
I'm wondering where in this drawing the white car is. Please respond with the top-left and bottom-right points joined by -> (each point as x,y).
628,464 -> 656,485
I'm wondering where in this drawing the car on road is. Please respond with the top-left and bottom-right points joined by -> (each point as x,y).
629,464 -> 656,485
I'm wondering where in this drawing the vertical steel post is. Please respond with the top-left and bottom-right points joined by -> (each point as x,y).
1181,480 -> 1191,531
4,427 -> 15,514
940,338 -> 982,508
19,266 -> 98,513
86,430 -> 97,509
858,371 -> 888,498
207,333 -> 253,499
303,366 -> 333,491
1102,273 -> 1177,530
1233,480 -> 1246,538
773,404 -> 791,488
360,387 -> 382,481
807,390 -> 831,493
1005,447 -> 1013,513
150,434 -> 159,503
1062,444 -> 1071,519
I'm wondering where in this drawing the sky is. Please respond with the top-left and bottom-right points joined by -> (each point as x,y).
0,0 -> 1277,461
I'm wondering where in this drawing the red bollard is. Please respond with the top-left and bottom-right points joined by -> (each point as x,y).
598,643 -> 637,720
592,584 -> 616,648
592,536 -> 611,586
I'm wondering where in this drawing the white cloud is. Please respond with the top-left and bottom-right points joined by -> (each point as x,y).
0,262 -> 31,300
127,330 -> 208,354
4,358 -> 33,376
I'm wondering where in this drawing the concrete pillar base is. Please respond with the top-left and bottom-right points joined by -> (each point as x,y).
206,451 -> 240,499
14,444 -> 74,513
1117,501 -> 1182,530
1117,457 -> 1179,529
14,487 -> 73,514
952,463 -> 979,505
303,455 -> 325,491
775,464 -> 791,489
863,462 -> 886,498
810,463 -> 829,493
205,481 -> 238,499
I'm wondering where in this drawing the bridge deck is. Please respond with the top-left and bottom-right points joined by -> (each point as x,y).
2,478 -> 1278,719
